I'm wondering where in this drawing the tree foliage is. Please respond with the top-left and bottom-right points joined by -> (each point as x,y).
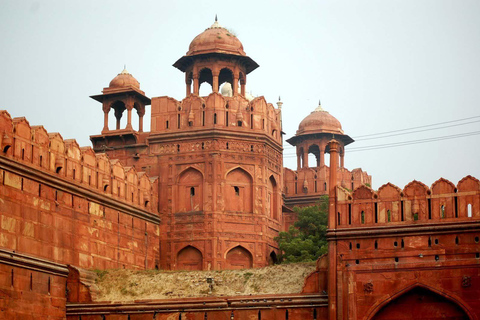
275,195 -> 329,263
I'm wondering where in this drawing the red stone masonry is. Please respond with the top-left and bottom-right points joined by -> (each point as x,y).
326,136 -> 480,320
0,110 -> 160,270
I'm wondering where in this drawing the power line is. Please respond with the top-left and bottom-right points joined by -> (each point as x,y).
355,119 -> 480,141
347,131 -> 480,152
281,130 -> 480,157
353,115 -> 480,138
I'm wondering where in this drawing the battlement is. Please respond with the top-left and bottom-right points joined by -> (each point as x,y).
334,176 -> 479,228
0,110 -> 159,212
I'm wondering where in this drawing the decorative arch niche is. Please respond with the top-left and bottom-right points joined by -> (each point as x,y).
225,167 -> 253,213
176,246 -> 203,271
370,285 -> 471,320
225,246 -> 253,270
267,175 -> 278,219
177,167 -> 203,213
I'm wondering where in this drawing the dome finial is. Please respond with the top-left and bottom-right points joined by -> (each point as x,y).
315,99 -> 324,112
276,96 -> 283,109
120,65 -> 129,75
210,15 -> 221,28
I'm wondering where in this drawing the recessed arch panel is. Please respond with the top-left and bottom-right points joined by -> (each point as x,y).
225,246 -> 253,269
370,285 -> 471,320
225,167 -> 253,213
176,246 -> 203,271
177,167 -> 203,212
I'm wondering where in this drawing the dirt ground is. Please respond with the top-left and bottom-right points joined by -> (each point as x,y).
94,262 -> 316,302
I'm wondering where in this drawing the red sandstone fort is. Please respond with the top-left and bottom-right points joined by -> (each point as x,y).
0,19 -> 478,319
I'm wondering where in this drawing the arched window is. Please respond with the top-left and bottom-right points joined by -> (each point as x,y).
467,204 -> 472,217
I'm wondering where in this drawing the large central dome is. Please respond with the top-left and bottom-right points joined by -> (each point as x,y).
187,20 -> 246,56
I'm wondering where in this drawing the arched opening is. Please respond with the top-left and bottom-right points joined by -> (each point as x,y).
467,204 -> 472,218
218,68 -> 234,90
298,147 -> 304,169
110,101 -> 127,130
268,251 -> 278,265
267,175 -> 278,219
225,246 -> 253,269
225,168 -> 253,213
176,246 -> 203,271
308,145 -> 321,167
177,168 -> 203,213
199,68 -> 213,96
186,72 -> 193,95
371,286 -> 470,320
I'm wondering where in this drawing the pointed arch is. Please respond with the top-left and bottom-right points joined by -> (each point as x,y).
176,245 -> 203,271
431,177 -> 456,194
177,167 -> 203,213
267,175 -> 278,219
225,167 -> 253,213
366,282 -> 473,320
225,245 -> 253,270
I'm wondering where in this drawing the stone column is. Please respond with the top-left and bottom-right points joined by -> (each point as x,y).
126,103 -> 133,130
186,78 -> 191,96
102,103 -> 110,132
340,148 -> 345,168
233,75 -> 239,96
137,105 -> 145,133
297,150 -> 301,170
320,147 -> 325,167
193,74 -> 199,95
303,148 -> 309,168
327,138 -> 340,320
212,72 -> 219,93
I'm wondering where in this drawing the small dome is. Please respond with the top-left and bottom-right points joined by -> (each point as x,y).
297,103 -> 344,136
109,67 -> 140,89
187,20 -> 246,57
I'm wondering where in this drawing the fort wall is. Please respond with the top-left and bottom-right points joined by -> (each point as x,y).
0,110 -> 160,270
328,170 -> 480,319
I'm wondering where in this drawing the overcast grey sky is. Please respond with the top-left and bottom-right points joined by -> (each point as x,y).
1,0 -> 479,189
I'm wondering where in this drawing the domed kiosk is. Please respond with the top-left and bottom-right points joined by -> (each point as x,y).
173,17 -> 259,97
286,102 -> 353,170
89,67 -> 151,150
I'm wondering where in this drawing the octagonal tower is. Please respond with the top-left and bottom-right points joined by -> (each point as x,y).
90,19 -> 284,270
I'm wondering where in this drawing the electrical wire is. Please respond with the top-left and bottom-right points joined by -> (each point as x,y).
354,119 -> 480,141
353,115 -> 480,138
281,115 -> 480,156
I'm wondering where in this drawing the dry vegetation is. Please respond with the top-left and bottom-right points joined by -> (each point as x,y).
94,262 -> 316,302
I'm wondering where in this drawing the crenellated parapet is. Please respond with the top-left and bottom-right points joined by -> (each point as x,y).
283,166 -> 371,209
334,176 -> 479,228
0,110 -> 159,213
150,92 -> 282,145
